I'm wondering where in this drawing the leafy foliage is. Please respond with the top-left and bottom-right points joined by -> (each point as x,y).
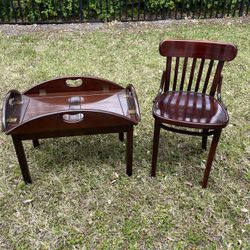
0,19 -> 249,249
0,0 -> 243,22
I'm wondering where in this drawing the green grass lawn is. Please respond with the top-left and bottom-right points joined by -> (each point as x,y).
0,20 -> 249,249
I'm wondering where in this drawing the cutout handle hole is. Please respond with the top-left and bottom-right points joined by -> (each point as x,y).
66,79 -> 83,88
63,113 -> 84,123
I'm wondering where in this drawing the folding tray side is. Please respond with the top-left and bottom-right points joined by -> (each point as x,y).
6,109 -> 137,136
23,76 -> 124,95
1,90 -> 29,133
124,84 -> 141,124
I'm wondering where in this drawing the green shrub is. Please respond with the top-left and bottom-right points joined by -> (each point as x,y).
0,0 -> 243,22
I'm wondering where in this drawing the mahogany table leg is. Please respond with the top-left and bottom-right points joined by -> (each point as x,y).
151,120 -> 161,177
202,129 -> 208,150
126,127 -> 133,176
202,129 -> 221,188
12,136 -> 32,184
32,139 -> 40,148
119,132 -> 124,142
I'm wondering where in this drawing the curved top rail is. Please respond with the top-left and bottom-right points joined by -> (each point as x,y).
159,39 -> 237,61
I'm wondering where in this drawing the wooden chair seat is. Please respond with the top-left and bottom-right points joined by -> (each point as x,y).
153,91 -> 228,129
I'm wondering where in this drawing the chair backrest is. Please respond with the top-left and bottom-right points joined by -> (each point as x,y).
159,39 -> 237,96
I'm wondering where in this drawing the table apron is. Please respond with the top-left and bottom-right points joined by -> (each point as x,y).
16,125 -> 134,140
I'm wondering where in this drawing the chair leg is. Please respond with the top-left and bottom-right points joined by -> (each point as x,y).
126,127 -> 133,176
202,129 -> 222,188
12,136 -> 32,184
119,132 -> 124,142
151,120 -> 161,177
32,139 -> 40,148
202,129 -> 208,150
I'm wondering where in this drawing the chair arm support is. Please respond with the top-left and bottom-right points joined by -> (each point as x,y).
217,74 -> 227,110
153,70 -> 166,103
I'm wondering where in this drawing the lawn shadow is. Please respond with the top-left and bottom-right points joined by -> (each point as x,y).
24,128 -> 218,187
26,133 -> 127,174
154,131 -> 214,186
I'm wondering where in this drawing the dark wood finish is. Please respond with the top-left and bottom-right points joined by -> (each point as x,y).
153,92 -> 229,129
151,120 -> 161,177
152,39 -> 237,188
173,57 -> 179,91
195,58 -> 205,92
180,57 -> 188,91
32,139 -> 40,148
119,132 -> 124,142
210,61 -> 224,96
164,57 -> 172,92
1,89 -> 23,133
187,58 -> 197,91
202,129 -> 208,150
202,129 -> 221,188
12,135 -> 32,184
203,60 -> 214,93
23,76 -> 124,95
126,127 -> 133,176
2,76 -> 141,183
159,40 -> 237,61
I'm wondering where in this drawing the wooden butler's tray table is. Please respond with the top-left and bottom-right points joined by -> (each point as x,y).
1,76 -> 141,183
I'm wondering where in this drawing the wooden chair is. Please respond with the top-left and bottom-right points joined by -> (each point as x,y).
151,39 -> 237,188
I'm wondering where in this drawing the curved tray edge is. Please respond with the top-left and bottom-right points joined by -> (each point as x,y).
23,76 -> 124,95
6,109 -> 137,135
125,84 -> 141,124
1,90 -> 22,133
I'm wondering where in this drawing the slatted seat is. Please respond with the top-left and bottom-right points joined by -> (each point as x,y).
153,91 -> 228,129
151,39 -> 237,188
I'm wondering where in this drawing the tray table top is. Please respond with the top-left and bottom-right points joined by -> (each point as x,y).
24,90 -> 131,120
2,77 -> 140,135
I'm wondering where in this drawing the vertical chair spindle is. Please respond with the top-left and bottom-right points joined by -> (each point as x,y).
195,59 -> 205,92
180,57 -> 188,91
173,57 -> 180,91
164,57 -> 172,92
202,60 -> 214,94
187,58 -> 197,91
